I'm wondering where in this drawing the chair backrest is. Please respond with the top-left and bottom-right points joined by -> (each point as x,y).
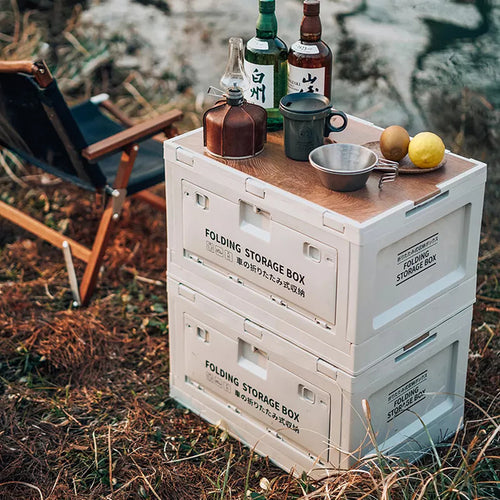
0,60 -> 106,190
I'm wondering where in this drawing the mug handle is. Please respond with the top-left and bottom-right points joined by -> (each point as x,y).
324,109 -> 348,135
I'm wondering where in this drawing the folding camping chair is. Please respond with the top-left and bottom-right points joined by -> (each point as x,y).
0,60 -> 183,306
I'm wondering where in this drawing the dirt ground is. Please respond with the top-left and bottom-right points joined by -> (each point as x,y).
0,179 -> 284,499
0,143 -> 498,499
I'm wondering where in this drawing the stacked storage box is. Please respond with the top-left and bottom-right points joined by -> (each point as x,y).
163,116 -> 486,477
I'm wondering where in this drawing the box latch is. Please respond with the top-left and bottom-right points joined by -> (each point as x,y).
244,319 -> 264,339
316,358 -> 338,380
245,178 -> 266,198
178,283 -> 196,301
176,147 -> 195,167
322,211 -> 345,234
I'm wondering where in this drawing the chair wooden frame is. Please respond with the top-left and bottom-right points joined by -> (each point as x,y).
0,60 -> 182,306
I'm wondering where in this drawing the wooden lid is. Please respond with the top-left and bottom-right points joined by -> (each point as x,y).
174,119 -> 479,223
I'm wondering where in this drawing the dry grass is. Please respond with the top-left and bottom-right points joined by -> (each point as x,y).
0,2 -> 499,499
0,187 -> 498,498
0,0 -> 42,60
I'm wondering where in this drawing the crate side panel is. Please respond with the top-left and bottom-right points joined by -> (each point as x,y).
349,184 -> 484,342
182,180 -> 339,325
339,307 -> 471,460
171,286 -> 338,461
373,205 -> 468,326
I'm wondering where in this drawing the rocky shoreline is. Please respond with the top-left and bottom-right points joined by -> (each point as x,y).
75,0 -> 498,133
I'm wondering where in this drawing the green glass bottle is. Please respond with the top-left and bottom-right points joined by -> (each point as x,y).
244,0 -> 288,131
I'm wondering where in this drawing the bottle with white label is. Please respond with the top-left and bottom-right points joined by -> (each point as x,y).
288,0 -> 332,99
244,0 -> 288,131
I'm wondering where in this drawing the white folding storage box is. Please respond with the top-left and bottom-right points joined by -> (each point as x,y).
168,277 -> 472,477
164,116 -> 486,374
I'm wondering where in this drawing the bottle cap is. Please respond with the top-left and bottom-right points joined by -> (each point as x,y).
259,0 -> 275,14
304,0 -> 320,15
226,87 -> 244,106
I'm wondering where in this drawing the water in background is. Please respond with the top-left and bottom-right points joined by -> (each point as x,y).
82,0 -> 498,136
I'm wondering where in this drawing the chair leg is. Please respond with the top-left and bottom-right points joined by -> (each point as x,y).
78,202 -> 117,306
79,145 -> 138,306
62,240 -> 82,306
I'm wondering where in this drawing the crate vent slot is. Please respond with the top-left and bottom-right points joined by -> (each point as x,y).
395,333 -> 437,362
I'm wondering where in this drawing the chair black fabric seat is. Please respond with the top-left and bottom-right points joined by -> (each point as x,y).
71,101 -> 165,195
0,59 -> 182,305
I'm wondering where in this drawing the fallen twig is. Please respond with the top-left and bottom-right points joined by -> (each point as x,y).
108,425 -> 114,496
0,481 -> 44,500
164,444 -> 227,464
479,245 -> 500,262
477,294 -> 500,303
0,151 -> 28,188
130,457 -> 162,500
121,266 -> 165,287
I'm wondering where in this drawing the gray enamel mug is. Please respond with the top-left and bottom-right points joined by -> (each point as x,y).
279,93 -> 348,161
309,143 -> 399,192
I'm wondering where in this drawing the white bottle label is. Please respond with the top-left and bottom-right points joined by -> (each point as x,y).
291,41 -> 320,54
287,64 -> 325,95
244,61 -> 274,109
247,38 -> 269,50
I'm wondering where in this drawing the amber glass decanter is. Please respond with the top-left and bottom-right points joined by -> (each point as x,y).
287,0 -> 332,99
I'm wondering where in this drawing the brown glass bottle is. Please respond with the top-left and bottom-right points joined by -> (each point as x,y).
287,0 -> 332,99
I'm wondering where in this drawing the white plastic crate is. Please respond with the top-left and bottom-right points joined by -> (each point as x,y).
168,277 -> 472,477
168,262 -> 476,375
164,117 -> 485,371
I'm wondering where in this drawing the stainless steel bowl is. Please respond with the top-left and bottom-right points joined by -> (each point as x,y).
309,143 -> 398,192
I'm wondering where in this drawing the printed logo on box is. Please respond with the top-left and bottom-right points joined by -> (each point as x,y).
396,233 -> 439,286
203,359 -> 301,434
386,370 -> 427,422
204,228 -> 307,300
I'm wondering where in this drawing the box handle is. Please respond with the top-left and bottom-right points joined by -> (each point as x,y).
395,332 -> 437,362
240,200 -> 271,240
238,339 -> 268,378
406,190 -> 449,217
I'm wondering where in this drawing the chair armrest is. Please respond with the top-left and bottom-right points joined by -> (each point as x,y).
0,60 -> 35,73
81,109 -> 183,161
0,60 -> 53,87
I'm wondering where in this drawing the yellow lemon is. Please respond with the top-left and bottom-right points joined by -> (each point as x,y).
408,132 -> 445,169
